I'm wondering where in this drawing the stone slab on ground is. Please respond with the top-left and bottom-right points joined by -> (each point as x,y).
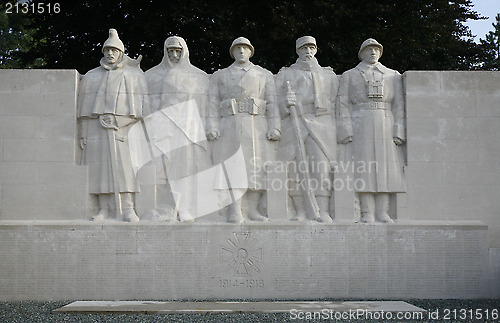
53,300 -> 426,314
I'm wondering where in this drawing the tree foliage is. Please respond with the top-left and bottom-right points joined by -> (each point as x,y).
12,0 -> 489,73
479,13 -> 500,70
0,1 -> 43,68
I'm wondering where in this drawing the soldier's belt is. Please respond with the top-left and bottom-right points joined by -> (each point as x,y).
354,102 -> 387,110
220,98 -> 267,116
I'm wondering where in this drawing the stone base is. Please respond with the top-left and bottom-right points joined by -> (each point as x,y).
0,220 -> 491,300
53,300 -> 426,315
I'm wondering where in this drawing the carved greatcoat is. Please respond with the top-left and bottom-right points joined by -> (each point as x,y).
145,37 -> 210,179
208,62 -> 280,189
78,56 -> 148,194
337,61 -> 406,193
275,58 -> 339,164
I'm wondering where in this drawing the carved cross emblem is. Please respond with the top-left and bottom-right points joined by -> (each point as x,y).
220,232 -> 263,277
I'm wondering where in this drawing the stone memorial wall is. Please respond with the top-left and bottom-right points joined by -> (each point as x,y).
404,71 -> 500,248
0,33 -> 499,300
0,70 -> 88,220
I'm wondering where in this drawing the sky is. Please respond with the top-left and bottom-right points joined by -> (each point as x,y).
465,0 -> 499,41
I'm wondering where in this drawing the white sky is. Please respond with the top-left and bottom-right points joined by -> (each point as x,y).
465,0 -> 499,41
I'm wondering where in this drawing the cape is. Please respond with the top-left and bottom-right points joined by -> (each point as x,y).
78,55 -> 148,118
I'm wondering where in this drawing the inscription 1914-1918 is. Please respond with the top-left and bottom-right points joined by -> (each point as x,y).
219,278 -> 265,289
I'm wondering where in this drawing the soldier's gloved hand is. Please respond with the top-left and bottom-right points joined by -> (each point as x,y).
286,91 -> 296,108
266,129 -> 281,141
207,129 -> 220,141
393,137 -> 405,146
99,114 -> 118,130
339,136 -> 353,144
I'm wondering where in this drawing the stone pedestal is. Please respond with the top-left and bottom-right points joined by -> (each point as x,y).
0,221 -> 490,300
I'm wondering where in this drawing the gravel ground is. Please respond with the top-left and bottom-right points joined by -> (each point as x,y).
0,299 -> 499,322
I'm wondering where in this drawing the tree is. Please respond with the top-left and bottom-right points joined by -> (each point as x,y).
479,13 -> 500,70
18,0 -> 485,74
0,1 -> 43,68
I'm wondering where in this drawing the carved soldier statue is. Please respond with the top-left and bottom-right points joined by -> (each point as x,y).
146,36 -> 209,114
78,29 -> 148,222
276,36 -> 340,223
207,37 -> 281,223
337,38 -> 406,223
145,36 -> 210,220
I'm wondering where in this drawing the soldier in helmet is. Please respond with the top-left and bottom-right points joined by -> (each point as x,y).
276,36 -> 342,223
78,29 -> 148,222
207,37 -> 281,223
337,38 -> 406,223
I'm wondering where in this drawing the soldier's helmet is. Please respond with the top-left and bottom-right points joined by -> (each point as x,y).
102,28 -> 125,53
230,37 -> 255,58
358,38 -> 383,60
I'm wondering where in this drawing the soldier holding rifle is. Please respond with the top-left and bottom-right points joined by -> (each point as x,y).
276,36 -> 342,222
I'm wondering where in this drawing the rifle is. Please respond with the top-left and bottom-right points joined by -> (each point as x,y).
286,81 -> 320,220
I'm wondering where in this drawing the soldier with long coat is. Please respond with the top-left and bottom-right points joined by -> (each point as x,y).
146,36 -> 209,116
207,37 -> 281,223
275,36 -> 340,222
145,36 -> 210,220
337,38 -> 406,223
78,29 -> 148,222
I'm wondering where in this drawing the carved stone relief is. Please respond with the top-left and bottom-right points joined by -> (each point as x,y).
77,32 -> 406,223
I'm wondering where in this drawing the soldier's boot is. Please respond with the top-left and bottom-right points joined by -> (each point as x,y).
316,196 -> 333,223
290,195 -> 307,221
246,191 -> 269,222
122,193 -> 140,222
375,193 -> 394,223
359,193 -> 375,223
91,194 -> 110,221
227,198 -> 244,223
179,212 -> 195,223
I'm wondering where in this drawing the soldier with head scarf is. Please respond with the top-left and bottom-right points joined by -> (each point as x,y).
146,36 -> 209,115
78,29 -> 148,222
144,36 -> 210,220
337,38 -> 406,223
